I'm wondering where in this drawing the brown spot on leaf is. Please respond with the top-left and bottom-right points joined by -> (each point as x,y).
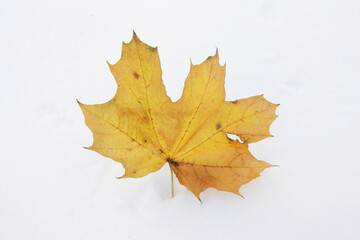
216,123 -> 222,130
134,73 -> 139,78
143,114 -> 149,121
231,100 -> 238,104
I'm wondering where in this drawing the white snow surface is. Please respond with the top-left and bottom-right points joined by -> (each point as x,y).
1,0 -> 360,239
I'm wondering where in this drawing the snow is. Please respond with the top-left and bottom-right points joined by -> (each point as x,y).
1,0 -> 359,239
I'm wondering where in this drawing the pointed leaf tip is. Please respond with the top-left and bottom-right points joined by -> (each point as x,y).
76,99 -> 83,106
106,60 -> 113,68
132,30 -> 139,41
237,192 -> 245,199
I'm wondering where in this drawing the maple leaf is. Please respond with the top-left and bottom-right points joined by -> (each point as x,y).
78,32 -> 279,200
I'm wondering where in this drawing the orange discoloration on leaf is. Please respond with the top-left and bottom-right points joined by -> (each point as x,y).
78,32 -> 279,200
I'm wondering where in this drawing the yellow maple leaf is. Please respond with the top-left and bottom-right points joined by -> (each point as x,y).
78,32 -> 279,200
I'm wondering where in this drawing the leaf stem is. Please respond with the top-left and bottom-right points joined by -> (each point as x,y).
169,163 -> 174,198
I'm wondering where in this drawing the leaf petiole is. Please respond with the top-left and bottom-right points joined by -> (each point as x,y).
169,163 -> 174,198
